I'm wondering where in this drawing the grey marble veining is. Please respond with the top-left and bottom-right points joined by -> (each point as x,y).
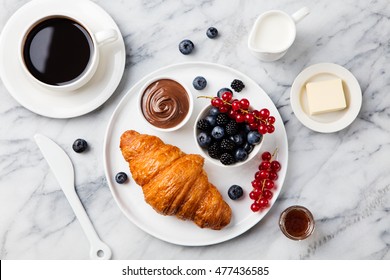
0,0 -> 389,260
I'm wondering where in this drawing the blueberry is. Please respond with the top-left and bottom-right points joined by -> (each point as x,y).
179,39 -> 194,55
205,115 -> 217,127
206,27 -> 218,39
234,147 -> 248,162
197,132 -> 212,148
228,185 -> 243,200
244,124 -> 252,133
193,76 -> 207,90
231,133 -> 245,146
247,131 -> 263,145
115,172 -> 128,184
243,142 -> 254,154
211,126 -> 225,140
217,87 -> 233,98
72,139 -> 88,153
208,107 -> 220,116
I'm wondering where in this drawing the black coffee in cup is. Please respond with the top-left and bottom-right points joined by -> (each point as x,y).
23,17 -> 93,86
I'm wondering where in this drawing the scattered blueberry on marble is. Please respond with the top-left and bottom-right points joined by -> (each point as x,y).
206,27 -> 218,39
193,76 -> 207,90
179,39 -> 194,55
115,172 -> 128,184
228,185 -> 243,200
72,139 -> 88,153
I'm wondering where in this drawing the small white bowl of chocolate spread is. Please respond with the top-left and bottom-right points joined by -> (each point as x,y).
138,77 -> 193,132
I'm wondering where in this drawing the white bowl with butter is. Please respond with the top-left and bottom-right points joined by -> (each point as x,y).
290,63 -> 362,133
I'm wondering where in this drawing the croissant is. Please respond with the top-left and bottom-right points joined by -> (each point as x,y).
120,130 -> 231,230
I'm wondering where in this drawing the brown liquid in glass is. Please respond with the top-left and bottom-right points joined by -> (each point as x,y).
284,208 -> 311,238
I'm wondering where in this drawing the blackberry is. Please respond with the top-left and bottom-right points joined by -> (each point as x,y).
197,119 -> 210,131
208,142 -> 222,159
220,153 -> 235,165
231,79 -> 245,92
216,114 -> 229,126
220,138 -> 235,152
225,120 -> 238,135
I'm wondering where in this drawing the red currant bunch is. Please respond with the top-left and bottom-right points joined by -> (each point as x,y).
209,91 -> 276,135
249,149 -> 281,212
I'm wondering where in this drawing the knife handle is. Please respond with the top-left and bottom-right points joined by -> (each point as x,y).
64,187 -> 112,260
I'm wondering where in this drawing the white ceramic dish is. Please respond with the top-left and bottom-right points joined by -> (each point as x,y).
0,0 -> 126,118
137,76 -> 194,132
290,63 -> 362,133
193,104 -> 263,168
103,62 -> 288,246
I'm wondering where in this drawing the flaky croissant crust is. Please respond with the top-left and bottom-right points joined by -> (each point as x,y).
120,130 -> 231,230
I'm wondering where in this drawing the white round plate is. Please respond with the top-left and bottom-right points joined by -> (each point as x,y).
0,0 -> 125,118
104,62 -> 288,246
290,63 -> 362,133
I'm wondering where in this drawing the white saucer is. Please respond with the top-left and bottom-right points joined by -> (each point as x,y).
290,63 -> 362,133
0,0 -> 125,118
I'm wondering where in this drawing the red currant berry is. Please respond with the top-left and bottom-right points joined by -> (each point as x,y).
251,179 -> 261,189
264,179 -> 274,189
270,160 -> 281,172
259,170 -> 269,180
211,97 -> 223,107
231,100 -> 241,111
249,190 -> 261,200
259,161 -> 271,170
251,202 -> 261,212
252,110 -> 260,118
261,151 -> 272,161
254,171 -> 261,180
263,190 -> 273,200
267,116 -> 276,124
221,91 -> 233,102
228,109 -> 237,119
253,187 -> 262,195
239,98 -> 250,109
219,104 -> 230,113
258,198 -> 269,208
258,124 -> 268,135
235,113 -> 245,123
268,171 -> 278,181
267,124 -> 275,134
249,122 -> 258,130
259,108 -> 270,119
245,113 -> 255,124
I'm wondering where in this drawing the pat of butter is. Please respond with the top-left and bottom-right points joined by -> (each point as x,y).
306,79 -> 347,115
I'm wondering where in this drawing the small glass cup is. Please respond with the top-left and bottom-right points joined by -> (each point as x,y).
279,205 -> 315,240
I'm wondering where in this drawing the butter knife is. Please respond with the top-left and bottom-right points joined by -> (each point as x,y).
34,134 -> 112,260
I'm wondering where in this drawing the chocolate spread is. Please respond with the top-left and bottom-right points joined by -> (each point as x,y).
141,79 -> 190,129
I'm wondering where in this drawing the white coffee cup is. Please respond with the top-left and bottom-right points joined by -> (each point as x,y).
248,7 -> 309,62
19,14 -> 118,92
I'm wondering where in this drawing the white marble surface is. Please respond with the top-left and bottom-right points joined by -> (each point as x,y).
1,0 -> 389,260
